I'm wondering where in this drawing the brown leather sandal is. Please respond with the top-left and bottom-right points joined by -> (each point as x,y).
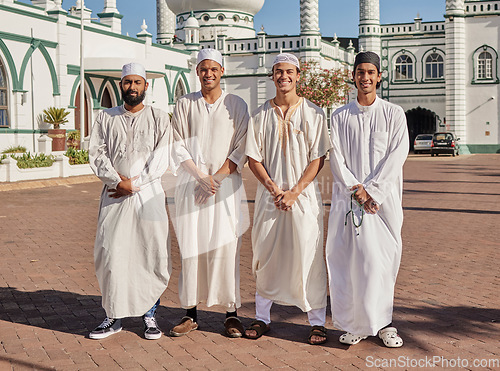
308,325 -> 328,345
244,320 -> 270,339
224,317 -> 244,338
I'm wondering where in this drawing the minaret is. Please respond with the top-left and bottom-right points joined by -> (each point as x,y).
98,0 -> 123,34
359,0 -> 381,56
445,0 -> 468,152
300,0 -> 319,35
299,0 -> 321,59
157,0 -> 176,45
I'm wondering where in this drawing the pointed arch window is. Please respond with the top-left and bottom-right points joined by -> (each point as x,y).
0,58 -> 9,127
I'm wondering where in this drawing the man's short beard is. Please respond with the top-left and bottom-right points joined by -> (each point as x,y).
121,87 -> 146,106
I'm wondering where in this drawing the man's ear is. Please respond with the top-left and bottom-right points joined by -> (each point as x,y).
145,81 -> 150,91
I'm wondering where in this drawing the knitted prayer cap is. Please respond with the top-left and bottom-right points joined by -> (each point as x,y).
197,48 -> 223,67
272,53 -> 300,70
121,63 -> 147,81
353,51 -> 381,73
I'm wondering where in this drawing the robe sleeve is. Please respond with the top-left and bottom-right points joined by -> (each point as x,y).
228,99 -> 250,173
328,110 -> 361,196
245,112 -> 263,163
171,98 -> 192,175
364,106 -> 409,205
89,111 -> 121,190
133,108 -> 172,189
308,108 -> 332,162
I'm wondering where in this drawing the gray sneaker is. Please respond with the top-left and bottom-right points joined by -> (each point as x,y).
143,316 -> 162,340
89,318 -> 122,339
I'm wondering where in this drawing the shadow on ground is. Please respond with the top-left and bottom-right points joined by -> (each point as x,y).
1,287 -> 499,352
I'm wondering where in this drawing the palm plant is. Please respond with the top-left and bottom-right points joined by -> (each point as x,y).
43,107 -> 70,129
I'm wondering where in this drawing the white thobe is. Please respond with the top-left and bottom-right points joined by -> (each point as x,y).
172,91 -> 249,309
245,98 -> 331,312
89,105 -> 172,319
326,96 -> 409,336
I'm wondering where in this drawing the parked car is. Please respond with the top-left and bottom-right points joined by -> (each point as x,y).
430,132 -> 460,156
414,134 -> 433,154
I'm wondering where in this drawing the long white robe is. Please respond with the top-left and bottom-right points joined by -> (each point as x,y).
171,91 -> 249,309
89,105 -> 171,319
326,96 -> 409,336
245,98 -> 331,312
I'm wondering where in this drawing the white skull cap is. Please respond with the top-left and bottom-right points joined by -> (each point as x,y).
197,48 -> 223,67
272,53 -> 300,70
121,63 -> 147,81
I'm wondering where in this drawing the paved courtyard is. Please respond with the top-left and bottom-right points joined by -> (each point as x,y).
0,154 -> 499,370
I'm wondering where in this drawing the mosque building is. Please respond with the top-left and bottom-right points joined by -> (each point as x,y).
0,0 -> 498,154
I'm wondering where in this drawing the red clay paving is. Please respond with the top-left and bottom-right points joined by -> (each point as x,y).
0,154 -> 499,370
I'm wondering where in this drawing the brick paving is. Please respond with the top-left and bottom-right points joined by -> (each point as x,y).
0,154 -> 499,370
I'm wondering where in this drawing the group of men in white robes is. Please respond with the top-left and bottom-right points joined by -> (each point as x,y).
88,49 -> 407,348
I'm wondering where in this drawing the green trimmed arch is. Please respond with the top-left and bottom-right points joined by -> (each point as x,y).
391,49 -> 417,84
68,75 -> 98,109
97,78 -> 121,107
171,71 -> 190,104
164,75 -> 173,104
0,38 -> 19,91
19,41 -> 60,95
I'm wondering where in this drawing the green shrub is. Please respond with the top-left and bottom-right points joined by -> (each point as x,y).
43,107 -> 70,129
13,152 -> 55,169
0,154 -> 6,163
2,145 -> 27,154
65,148 -> 89,165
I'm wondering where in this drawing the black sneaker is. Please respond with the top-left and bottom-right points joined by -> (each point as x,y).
89,318 -> 122,340
143,315 -> 162,340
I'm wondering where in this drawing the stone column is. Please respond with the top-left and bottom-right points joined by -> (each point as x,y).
445,0 -> 468,151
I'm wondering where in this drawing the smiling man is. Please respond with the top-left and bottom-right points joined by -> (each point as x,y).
89,62 -> 172,340
326,51 -> 409,347
244,53 -> 331,345
169,49 -> 249,338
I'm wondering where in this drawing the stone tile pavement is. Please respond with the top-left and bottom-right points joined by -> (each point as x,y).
0,154 -> 499,370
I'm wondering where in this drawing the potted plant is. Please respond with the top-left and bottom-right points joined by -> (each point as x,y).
66,130 -> 80,149
43,107 -> 70,151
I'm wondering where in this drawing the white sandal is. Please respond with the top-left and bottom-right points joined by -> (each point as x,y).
339,332 -> 367,345
378,327 -> 403,348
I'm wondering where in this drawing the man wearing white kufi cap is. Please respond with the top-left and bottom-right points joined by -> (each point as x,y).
88,62 -> 172,340
169,48 -> 249,338
245,53 -> 331,344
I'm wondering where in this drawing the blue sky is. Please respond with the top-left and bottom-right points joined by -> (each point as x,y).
22,0 -> 445,39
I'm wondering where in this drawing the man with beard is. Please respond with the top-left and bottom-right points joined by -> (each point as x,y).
244,53 -> 331,344
88,63 -> 172,340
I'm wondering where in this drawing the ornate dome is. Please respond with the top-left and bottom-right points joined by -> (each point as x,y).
166,0 -> 265,16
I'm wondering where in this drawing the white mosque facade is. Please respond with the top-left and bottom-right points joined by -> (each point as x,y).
0,0 -> 498,154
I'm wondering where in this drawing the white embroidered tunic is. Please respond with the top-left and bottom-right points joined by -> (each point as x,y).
245,98 -> 331,312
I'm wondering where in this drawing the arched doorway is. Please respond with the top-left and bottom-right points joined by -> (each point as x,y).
174,80 -> 186,102
75,88 -> 89,137
405,107 -> 438,150
101,86 -> 113,109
